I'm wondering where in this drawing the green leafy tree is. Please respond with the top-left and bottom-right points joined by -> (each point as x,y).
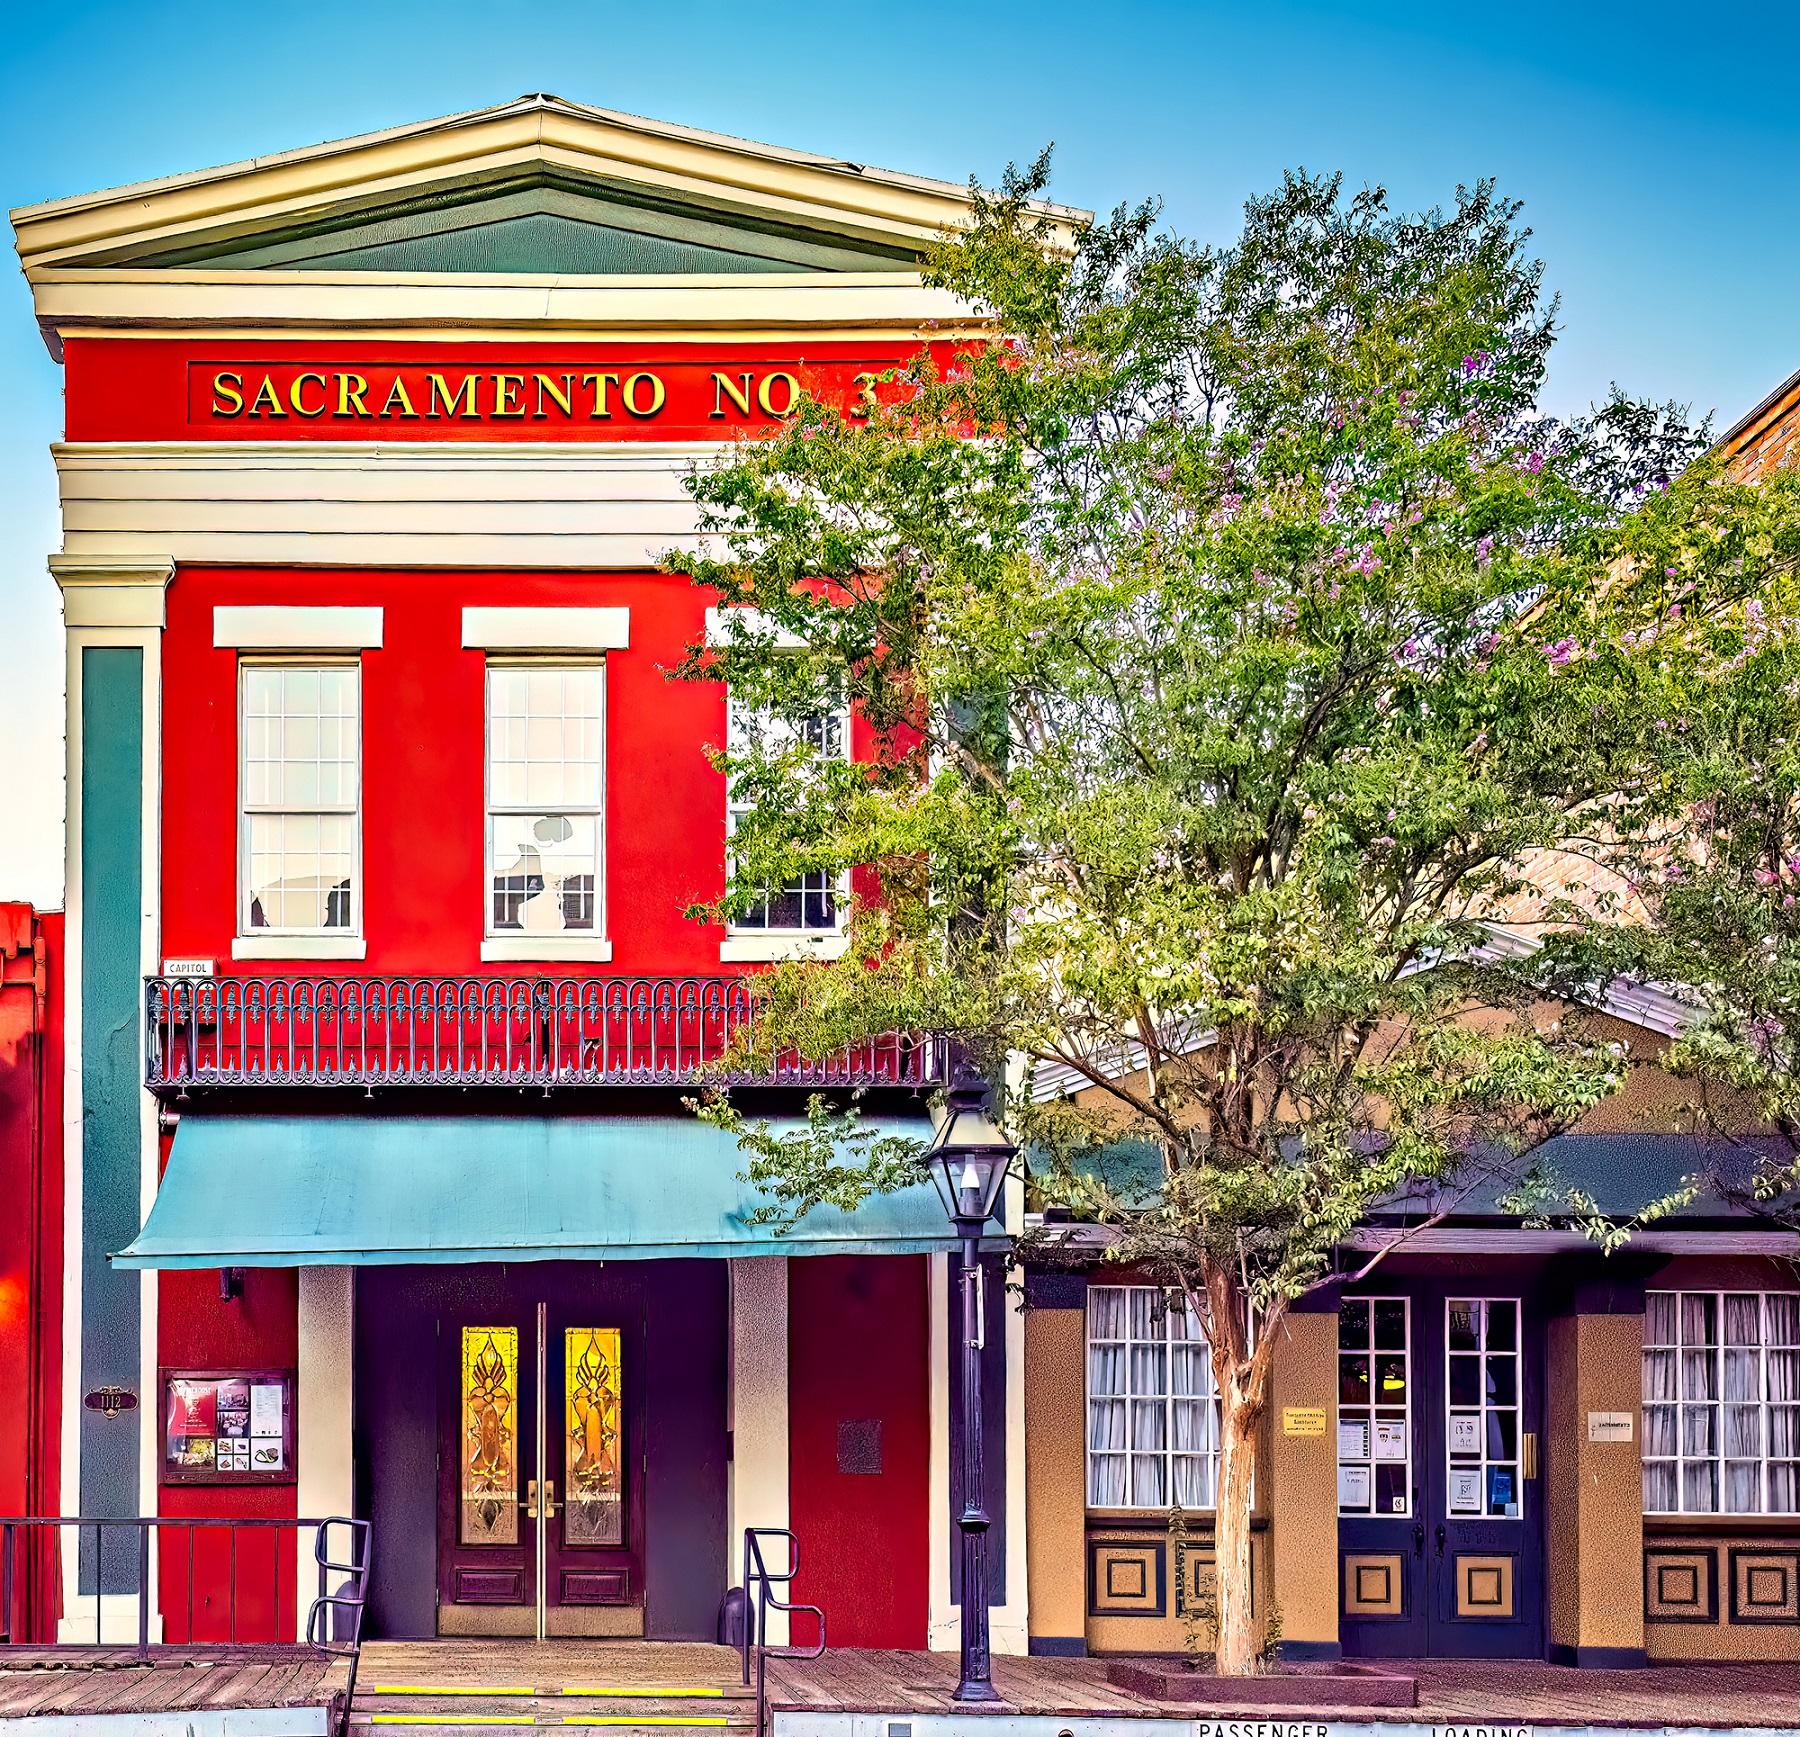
669,162 -> 1788,1675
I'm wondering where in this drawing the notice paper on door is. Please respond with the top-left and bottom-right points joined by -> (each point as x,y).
1338,1417 -> 1370,1460
1449,1468 -> 1482,1513
1338,1464 -> 1371,1509
1373,1419 -> 1406,1460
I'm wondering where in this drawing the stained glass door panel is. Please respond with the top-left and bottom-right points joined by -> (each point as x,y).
563,1327 -> 623,1547
437,1308 -> 536,1635
461,1325 -> 520,1545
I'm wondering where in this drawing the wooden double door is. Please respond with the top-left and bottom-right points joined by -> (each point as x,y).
437,1271 -> 646,1636
1337,1279 -> 1545,1657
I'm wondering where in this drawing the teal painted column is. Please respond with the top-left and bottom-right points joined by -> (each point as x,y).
79,645 -> 143,1594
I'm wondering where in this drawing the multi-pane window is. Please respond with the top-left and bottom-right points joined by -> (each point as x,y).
1447,1298 -> 1523,1518
725,694 -> 847,933
486,665 -> 604,937
1338,1297 -> 1411,1516
240,663 -> 359,934
1644,1291 -> 1800,1515
1086,1285 -> 1220,1510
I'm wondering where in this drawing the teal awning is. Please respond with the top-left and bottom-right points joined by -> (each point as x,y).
114,1113 -> 957,1268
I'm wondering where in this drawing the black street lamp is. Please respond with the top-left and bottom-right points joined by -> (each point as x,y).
922,1081 -> 1014,1704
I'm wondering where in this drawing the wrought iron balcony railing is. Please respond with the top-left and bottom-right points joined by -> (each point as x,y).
145,974 -> 945,1094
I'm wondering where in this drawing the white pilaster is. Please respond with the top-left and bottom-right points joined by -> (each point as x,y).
54,553 -> 172,1641
728,1256 -> 789,1643
295,1266 -> 356,1642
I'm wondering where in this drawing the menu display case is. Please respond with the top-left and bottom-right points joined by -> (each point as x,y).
160,1368 -> 295,1485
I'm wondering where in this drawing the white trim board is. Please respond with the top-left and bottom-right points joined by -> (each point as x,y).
54,440 -> 725,570
214,606 -> 383,649
463,607 -> 629,652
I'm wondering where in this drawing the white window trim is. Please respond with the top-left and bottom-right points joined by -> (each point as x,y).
236,656 -> 364,946
722,686 -> 852,955
215,606 -> 383,649
719,933 -> 850,964
481,935 -> 614,963
463,607 -> 630,653
1444,1296 -> 1524,1522
231,935 -> 367,961
483,658 -> 610,954
1643,1288 -> 1800,1517
1336,1295 -> 1413,1518
1084,1282 -> 1223,1513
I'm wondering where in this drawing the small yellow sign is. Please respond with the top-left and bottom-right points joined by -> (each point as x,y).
1282,1406 -> 1327,1437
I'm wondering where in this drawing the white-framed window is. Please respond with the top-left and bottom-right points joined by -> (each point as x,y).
1644,1290 -> 1800,1515
485,663 -> 605,939
724,692 -> 849,934
1446,1297 -> 1523,1519
1086,1284 -> 1221,1510
1338,1296 -> 1412,1516
240,661 -> 360,936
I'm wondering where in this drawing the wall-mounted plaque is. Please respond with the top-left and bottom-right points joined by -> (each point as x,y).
160,1368 -> 294,1485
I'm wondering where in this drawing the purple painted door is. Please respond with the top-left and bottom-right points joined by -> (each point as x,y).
436,1275 -> 646,1636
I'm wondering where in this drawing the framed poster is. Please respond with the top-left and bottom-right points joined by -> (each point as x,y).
161,1369 -> 295,1485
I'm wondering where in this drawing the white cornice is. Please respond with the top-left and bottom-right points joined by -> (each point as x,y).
27,270 -> 983,359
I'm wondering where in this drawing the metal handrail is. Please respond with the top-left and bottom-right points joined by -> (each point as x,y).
740,1526 -> 824,1737
144,973 -> 946,1094
0,1515 -> 370,1737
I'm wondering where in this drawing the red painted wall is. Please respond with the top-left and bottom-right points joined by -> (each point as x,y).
788,1256 -> 930,1649
161,565 -> 877,973
163,565 -> 741,973
155,1241 -> 299,1643
0,906 -> 62,1639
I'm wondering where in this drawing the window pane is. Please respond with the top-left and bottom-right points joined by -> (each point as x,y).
1682,1459 -> 1719,1513
245,812 -> 354,931
1088,1288 -> 1126,1339
489,814 -> 599,932
1129,1454 -> 1167,1508
1086,1284 -> 1222,1514
1129,1400 -> 1166,1453
488,665 -> 603,820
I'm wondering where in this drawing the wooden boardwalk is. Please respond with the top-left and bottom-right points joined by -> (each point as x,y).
0,1644 -> 346,1721
4,1643 -> 1800,1729
767,1651 -> 1800,1727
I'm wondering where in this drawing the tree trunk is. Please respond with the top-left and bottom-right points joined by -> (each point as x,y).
1212,1386 -> 1260,1676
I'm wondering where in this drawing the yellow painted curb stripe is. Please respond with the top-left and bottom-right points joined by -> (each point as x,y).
559,1689 -> 727,1699
368,1717 -> 536,1727
374,1688 -> 535,1697
561,1719 -> 731,1728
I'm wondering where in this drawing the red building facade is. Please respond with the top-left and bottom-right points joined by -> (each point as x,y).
12,95 -> 1069,1650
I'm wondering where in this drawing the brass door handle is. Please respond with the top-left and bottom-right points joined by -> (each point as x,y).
524,1478 -> 560,1518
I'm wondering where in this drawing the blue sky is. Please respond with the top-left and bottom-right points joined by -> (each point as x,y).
0,0 -> 1794,904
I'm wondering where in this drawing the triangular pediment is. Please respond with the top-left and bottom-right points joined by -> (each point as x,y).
12,94 -> 1082,278
117,171 -> 915,275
